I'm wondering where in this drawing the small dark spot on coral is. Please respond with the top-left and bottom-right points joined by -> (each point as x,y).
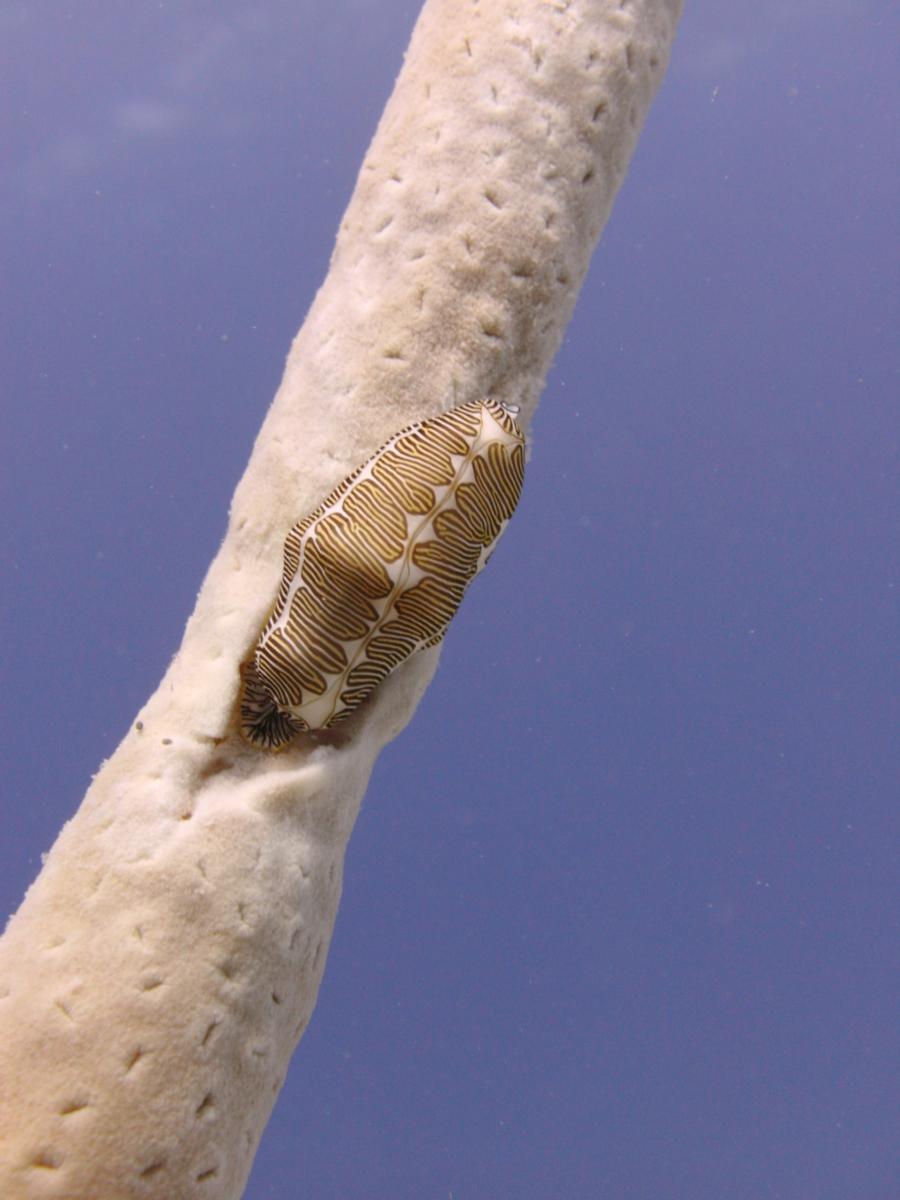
511,262 -> 534,279
179,811 -> 193,821
30,1150 -> 63,1170
197,1166 -> 219,1183
374,214 -> 394,234
592,101 -> 607,122
161,738 -> 172,746
125,1047 -> 144,1074
463,37 -> 473,57
480,320 -> 503,339
140,1161 -> 165,1179
383,347 -> 404,360
218,960 -> 237,981
201,1019 -> 220,1047
625,42 -> 636,72
60,1098 -> 90,1116
132,925 -> 144,942
135,721 -> 144,732
582,166 -> 595,185
139,974 -> 164,993
483,188 -> 502,210
271,991 -> 282,1006
54,999 -> 75,1023
195,1093 -> 215,1119
650,54 -> 660,69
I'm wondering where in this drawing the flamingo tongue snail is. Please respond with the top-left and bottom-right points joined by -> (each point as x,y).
240,398 -> 525,750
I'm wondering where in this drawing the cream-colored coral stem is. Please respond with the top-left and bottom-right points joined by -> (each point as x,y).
0,1 -> 681,1196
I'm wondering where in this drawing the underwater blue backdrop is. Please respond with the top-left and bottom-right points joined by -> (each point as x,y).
2,1 -> 897,1196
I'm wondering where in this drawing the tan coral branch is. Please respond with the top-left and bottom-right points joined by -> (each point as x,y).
0,1 -> 682,1196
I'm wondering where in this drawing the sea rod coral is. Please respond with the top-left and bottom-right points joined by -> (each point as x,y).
0,1 -> 682,1195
